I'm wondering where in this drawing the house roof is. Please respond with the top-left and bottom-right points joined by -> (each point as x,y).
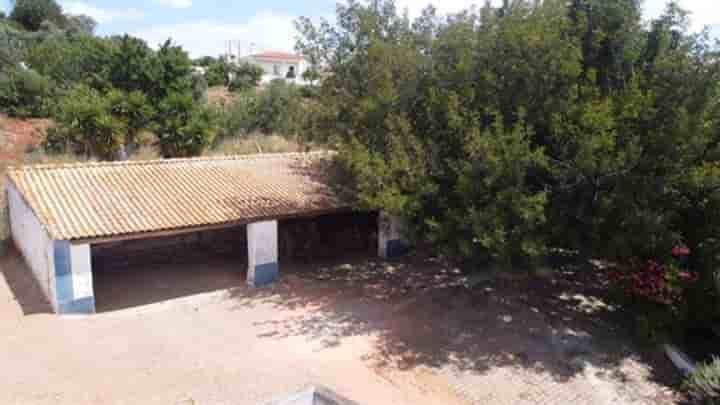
7,152 -> 344,242
247,51 -> 304,62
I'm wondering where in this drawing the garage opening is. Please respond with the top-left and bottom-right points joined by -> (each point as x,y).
279,211 -> 378,267
91,226 -> 248,312
88,211 -> 379,312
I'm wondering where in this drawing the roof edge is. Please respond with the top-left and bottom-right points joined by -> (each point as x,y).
7,151 -> 335,172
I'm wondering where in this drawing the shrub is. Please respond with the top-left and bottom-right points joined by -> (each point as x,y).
218,80 -> 307,138
684,357 -> 720,404
216,92 -> 257,137
154,92 -> 219,157
107,89 -> 155,152
191,72 -> 208,104
46,84 -> 126,159
209,134 -> 308,156
128,145 -> 161,161
0,67 -> 53,117
608,259 -> 699,342
204,59 -> 231,87
228,62 -> 263,92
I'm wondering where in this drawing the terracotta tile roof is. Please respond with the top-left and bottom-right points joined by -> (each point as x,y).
248,51 -> 304,61
6,152 -> 344,241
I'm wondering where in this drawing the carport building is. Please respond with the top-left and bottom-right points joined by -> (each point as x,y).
5,152 -> 405,314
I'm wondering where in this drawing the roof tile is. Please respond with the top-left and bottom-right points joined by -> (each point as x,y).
7,152 -> 343,241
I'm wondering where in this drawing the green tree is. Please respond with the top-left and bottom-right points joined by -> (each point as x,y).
193,56 -> 217,67
154,39 -> 193,100
228,61 -> 263,92
9,0 -> 65,31
46,83 -> 126,159
301,67 -> 321,86
154,92 -> 218,157
108,35 -> 160,95
107,89 -> 155,153
296,0 -> 720,274
25,34 -> 114,88
64,14 -> 96,34
0,67 -> 53,117
204,58 -> 231,87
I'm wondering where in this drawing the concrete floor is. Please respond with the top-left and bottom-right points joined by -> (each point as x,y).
0,247 -> 682,405
93,255 -> 246,312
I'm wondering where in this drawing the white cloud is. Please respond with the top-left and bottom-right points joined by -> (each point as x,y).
644,0 -> 718,32
153,0 -> 193,9
132,11 -> 297,58
60,1 -> 145,23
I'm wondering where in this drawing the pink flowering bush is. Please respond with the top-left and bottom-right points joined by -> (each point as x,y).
608,255 -> 699,342
609,260 -> 698,305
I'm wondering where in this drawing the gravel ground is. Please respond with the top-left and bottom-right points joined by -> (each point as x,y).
0,248 -> 683,404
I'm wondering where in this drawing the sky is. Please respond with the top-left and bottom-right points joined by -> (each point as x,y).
1,0 -> 718,58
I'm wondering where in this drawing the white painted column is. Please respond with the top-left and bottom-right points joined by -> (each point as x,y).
378,211 -> 408,258
54,241 -> 95,314
247,220 -> 279,287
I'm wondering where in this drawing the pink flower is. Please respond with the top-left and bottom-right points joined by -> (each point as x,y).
672,246 -> 691,257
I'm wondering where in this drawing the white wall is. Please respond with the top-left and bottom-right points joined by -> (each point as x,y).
7,182 -> 56,309
378,211 -> 404,258
247,220 -> 278,286
245,58 -> 309,85
247,220 -> 278,267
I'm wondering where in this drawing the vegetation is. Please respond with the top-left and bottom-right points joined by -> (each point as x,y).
208,134 -> 309,156
0,66 -> 52,117
153,92 -> 218,157
204,57 -> 232,87
202,57 -> 264,91
296,0 -> 720,336
227,62 -> 264,92
1,0 -> 216,159
218,79 -> 307,137
685,357 -> 720,404
10,0 -> 66,32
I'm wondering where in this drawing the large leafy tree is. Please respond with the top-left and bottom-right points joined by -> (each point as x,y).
296,0 -> 720,272
25,34 -> 114,88
9,0 -> 65,31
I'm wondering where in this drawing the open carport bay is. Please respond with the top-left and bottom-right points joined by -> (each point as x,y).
90,211 -> 379,312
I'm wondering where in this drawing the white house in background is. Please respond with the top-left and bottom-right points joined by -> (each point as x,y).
243,51 -> 309,85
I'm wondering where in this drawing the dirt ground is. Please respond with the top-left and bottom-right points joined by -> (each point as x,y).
0,247 -> 683,405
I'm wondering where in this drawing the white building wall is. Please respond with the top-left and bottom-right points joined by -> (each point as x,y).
7,182 -> 55,308
245,58 -> 309,85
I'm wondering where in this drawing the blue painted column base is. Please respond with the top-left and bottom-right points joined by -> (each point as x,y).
249,262 -> 279,287
59,297 -> 96,314
385,239 -> 409,258
53,241 -> 96,314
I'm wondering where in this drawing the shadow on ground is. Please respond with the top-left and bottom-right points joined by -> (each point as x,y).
0,245 -> 53,315
226,252 -> 682,400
